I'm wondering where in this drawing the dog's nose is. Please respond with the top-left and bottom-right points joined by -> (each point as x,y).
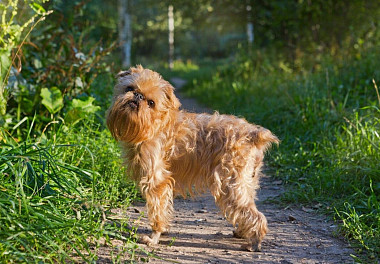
134,92 -> 144,101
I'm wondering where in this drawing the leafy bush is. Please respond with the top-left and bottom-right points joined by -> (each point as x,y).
0,0 -> 51,116
1,0 -> 116,134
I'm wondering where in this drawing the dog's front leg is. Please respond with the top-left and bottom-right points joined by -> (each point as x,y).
139,175 -> 174,246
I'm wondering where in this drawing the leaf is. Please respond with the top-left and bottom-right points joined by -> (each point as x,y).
40,87 -> 63,114
65,96 -> 100,124
64,108 -> 82,124
0,51 -> 11,116
72,97 -> 100,114
0,51 -> 11,85
0,90 -> 7,116
29,3 -> 46,14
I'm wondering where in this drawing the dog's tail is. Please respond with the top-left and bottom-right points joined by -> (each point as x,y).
250,126 -> 280,151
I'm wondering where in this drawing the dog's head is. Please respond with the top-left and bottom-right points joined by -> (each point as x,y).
106,65 -> 181,143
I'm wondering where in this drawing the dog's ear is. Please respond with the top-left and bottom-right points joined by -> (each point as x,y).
164,83 -> 181,110
116,70 -> 132,78
116,65 -> 144,79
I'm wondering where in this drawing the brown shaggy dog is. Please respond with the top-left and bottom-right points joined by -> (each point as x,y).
106,65 -> 279,251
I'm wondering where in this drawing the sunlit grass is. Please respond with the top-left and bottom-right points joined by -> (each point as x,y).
185,49 -> 380,261
0,119 -> 145,263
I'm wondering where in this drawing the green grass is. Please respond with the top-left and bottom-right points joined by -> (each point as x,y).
137,58 -> 231,84
0,118 -> 148,263
185,48 -> 380,261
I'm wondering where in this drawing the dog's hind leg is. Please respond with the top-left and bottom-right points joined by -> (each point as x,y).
233,202 -> 267,252
210,163 -> 267,252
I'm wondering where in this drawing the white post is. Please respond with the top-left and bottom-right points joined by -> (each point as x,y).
246,4 -> 254,45
118,0 -> 132,67
168,5 -> 174,70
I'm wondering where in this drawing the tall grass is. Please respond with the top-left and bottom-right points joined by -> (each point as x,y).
0,119 -> 142,263
186,48 -> 380,261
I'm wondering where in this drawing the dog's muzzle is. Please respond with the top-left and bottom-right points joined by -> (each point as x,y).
127,92 -> 144,110
127,100 -> 139,109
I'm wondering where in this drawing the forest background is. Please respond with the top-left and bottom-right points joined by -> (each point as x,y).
0,0 -> 379,262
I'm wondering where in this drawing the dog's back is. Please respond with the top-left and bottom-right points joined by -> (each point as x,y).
169,111 -> 278,197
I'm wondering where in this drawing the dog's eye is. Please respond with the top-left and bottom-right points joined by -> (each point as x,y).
147,100 -> 155,108
125,86 -> 134,93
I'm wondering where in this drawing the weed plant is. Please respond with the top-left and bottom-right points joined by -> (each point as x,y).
186,48 -> 380,261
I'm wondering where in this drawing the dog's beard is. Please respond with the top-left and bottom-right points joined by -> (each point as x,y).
106,96 -> 176,144
107,97 -> 154,143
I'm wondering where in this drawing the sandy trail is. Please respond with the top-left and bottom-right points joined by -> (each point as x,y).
104,77 -> 354,263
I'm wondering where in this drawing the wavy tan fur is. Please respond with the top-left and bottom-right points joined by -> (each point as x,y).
106,65 -> 279,251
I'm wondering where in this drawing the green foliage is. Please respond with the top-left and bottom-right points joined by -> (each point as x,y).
65,97 -> 101,124
40,87 -> 63,114
0,0 -> 51,116
187,48 -> 380,260
0,1 -> 142,262
1,0 -> 116,134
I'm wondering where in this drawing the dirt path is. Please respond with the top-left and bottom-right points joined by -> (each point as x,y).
110,78 -> 354,263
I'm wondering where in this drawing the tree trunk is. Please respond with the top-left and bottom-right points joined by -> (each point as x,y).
118,0 -> 132,68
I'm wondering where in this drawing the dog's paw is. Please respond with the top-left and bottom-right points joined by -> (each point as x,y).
139,235 -> 156,246
138,231 -> 162,246
139,233 -> 163,246
241,242 -> 262,252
